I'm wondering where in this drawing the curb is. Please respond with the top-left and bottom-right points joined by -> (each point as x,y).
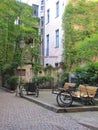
23,95 -> 98,113
0,87 -> 15,93
1,87 -> 98,113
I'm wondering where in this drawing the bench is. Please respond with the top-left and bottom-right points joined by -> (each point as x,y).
56,83 -> 98,107
63,82 -> 76,90
58,82 -> 76,91
52,82 -> 76,94
72,84 -> 98,105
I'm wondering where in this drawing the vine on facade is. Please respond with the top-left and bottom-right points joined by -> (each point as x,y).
62,0 -> 98,71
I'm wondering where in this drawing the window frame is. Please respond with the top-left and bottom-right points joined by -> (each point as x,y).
47,9 -> 50,23
55,29 -> 59,48
32,4 -> 39,17
46,34 -> 49,56
56,1 -> 59,17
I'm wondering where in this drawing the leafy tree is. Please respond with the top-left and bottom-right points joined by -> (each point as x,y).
0,0 -> 40,69
0,0 -> 40,87
0,0 -> 19,69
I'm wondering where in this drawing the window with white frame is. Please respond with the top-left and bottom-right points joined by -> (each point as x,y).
32,4 -> 39,17
55,29 -> 59,48
46,34 -> 49,56
56,1 -> 59,17
47,9 -> 50,23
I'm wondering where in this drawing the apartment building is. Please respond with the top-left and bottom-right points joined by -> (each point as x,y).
22,0 -> 69,68
43,0 -> 69,67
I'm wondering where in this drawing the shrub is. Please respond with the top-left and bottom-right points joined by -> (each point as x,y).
58,71 -> 69,87
75,62 -> 98,86
32,76 -> 54,89
7,76 -> 18,90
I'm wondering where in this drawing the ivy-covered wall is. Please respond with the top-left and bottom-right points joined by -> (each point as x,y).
62,0 -> 98,71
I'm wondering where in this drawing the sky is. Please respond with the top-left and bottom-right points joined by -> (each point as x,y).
21,0 -> 33,6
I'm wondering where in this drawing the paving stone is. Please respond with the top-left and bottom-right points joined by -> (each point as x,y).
0,88 -> 98,130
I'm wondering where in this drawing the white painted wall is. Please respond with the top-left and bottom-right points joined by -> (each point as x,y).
44,0 -> 69,67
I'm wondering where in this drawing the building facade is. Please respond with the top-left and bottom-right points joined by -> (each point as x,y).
44,0 -> 69,68
22,0 -> 69,68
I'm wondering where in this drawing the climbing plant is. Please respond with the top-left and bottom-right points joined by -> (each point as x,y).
62,0 -> 98,71
0,0 -> 40,88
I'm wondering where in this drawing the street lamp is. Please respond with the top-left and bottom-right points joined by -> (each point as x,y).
16,39 -> 25,96
18,39 -> 25,96
19,39 -> 25,81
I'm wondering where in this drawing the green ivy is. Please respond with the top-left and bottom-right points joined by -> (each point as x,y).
32,62 -> 42,75
62,0 -> 98,71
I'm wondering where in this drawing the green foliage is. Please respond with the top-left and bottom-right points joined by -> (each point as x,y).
58,71 -> 69,86
75,62 -> 98,86
32,62 -> 42,75
2,63 -> 15,75
32,75 -> 53,83
0,0 -> 40,88
0,0 -> 40,71
32,76 -> 54,89
0,0 -> 19,68
62,0 -> 98,70
75,33 -> 98,63
7,76 -> 18,90
2,63 -> 17,89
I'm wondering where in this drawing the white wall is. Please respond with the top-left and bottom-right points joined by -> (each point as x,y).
44,0 -> 69,67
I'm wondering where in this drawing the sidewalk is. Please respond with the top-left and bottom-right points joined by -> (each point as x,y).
23,89 -> 98,113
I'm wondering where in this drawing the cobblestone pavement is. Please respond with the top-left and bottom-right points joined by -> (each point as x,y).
0,88 -> 98,130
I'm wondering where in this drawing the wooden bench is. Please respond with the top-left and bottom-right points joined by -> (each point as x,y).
71,84 -> 98,105
58,82 -> 76,91
52,82 -> 76,94
56,83 -> 98,107
63,82 -> 76,90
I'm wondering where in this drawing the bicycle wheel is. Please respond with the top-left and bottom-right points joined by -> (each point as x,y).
56,91 -> 73,107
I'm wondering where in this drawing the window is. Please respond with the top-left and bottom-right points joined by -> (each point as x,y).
41,0 -> 44,5
41,16 -> 44,26
46,34 -> 49,56
41,5 -> 44,11
41,28 -> 43,35
17,69 -> 26,76
32,4 -> 39,17
56,1 -> 59,17
46,63 -> 49,66
55,63 -> 58,68
47,9 -> 50,23
55,29 -> 59,48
